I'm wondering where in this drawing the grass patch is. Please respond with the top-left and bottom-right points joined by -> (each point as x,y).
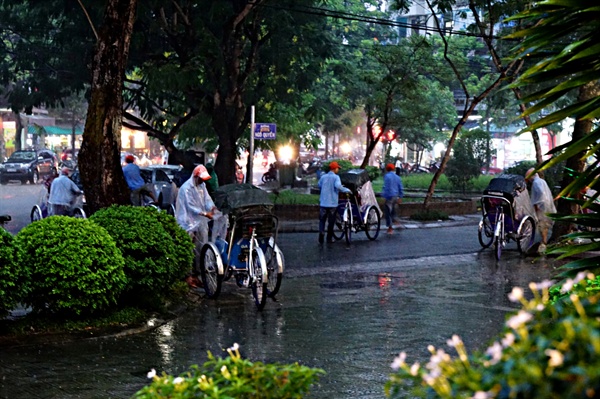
373,173 -> 494,192
0,306 -> 150,337
270,190 -> 320,205
409,210 -> 450,221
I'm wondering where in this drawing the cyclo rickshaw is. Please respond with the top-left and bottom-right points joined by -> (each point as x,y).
197,183 -> 284,310
478,174 -> 536,260
333,169 -> 382,244
31,175 -> 87,222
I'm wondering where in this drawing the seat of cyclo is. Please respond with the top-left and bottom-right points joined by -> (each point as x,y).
482,174 -> 536,230
212,183 -> 276,240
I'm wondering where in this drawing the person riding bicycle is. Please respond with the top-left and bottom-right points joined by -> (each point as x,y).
318,161 -> 351,244
48,167 -> 83,216
175,164 -> 227,245
122,154 -> 157,205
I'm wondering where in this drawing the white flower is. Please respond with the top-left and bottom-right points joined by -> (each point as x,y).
560,279 -> 575,294
501,333 -> 515,347
446,334 -> 462,348
506,310 -> 533,330
545,349 -> 564,367
471,391 -> 490,399
147,368 -> 157,379
410,362 -> 420,376
229,343 -> 240,352
533,280 -> 553,290
508,287 -> 523,302
485,341 -> 502,365
173,377 -> 184,384
576,271 -> 588,283
391,352 -> 407,370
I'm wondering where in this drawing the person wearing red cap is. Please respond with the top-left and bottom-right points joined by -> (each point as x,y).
382,163 -> 404,234
48,167 -> 83,216
175,164 -> 227,245
317,161 -> 351,244
122,154 -> 157,205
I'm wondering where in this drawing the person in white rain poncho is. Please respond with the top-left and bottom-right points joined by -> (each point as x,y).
176,164 -> 227,245
526,168 -> 557,254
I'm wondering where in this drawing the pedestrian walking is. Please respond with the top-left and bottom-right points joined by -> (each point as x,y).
318,161 -> 351,244
525,168 -> 556,254
382,163 -> 404,234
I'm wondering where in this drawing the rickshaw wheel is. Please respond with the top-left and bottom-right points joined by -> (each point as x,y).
365,207 -> 381,240
494,235 -> 503,260
264,244 -> 284,298
332,211 -> 344,241
72,208 -> 86,219
517,218 -> 535,253
478,216 -> 494,248
31,205 -> 43,222
343,205 -> 353,245
199,244 -> 222,299
250,247 -> 268,310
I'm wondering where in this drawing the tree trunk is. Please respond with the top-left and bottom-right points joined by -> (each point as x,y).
79,0 -> 138,214
14,112 -> 23,151
550,82 -> 599,243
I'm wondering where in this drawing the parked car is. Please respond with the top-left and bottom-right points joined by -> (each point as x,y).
140,166 -> 178,207
0,149 -> 59,185
143,164 -> 182,182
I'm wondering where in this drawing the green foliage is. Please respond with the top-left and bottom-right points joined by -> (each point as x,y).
90,206 -> 190,306
445,138 -> 481,193
14,217 -> 126,316
409,210 -> 449,221
322,159 -> 354,172
365,165 -> 380,182
134,345 -> 325,399
386,281 -> 600,399
0,228 -> 20,316
270,190 -> 319,205
152,210 -> 194,281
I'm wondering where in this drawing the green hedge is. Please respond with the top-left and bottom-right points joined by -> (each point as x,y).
0,228 -> 20,316
14,217 -> 126,316
134,344 -> 324,399
90,206 -> 191,306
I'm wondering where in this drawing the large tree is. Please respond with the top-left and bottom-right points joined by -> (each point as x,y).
79,0 -> 138,212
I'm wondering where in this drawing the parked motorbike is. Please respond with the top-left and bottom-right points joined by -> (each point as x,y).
262,163 -> 278,183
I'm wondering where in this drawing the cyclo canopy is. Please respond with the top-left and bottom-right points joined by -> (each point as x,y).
483,174 -> 536,223
338,169 -> 381,214
213,183 -> 276,239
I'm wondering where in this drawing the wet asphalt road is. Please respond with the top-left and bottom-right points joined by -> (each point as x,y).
0,223 -> 561,399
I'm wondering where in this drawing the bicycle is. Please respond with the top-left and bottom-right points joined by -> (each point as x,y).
331,169 -> 381,245
197,183 -> 282,310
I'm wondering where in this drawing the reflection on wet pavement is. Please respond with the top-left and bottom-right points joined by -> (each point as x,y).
0,250 -> 558,399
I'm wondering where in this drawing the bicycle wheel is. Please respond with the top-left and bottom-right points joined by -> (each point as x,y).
344,208 -> 352,245
30,205 -> 43,222
364,206 -> 381,240
478,215 -> 493,248
332,210 -> 345,240
517,218 -> 535,254
264,243 -> 284,298
494,221 -> 503,261
71,207 -> 86,219
250,247 -> 268,310
199,244 -> 222,298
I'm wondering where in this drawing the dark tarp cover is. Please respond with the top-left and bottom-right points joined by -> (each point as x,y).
339,169 -> 370,192
213,183 -> 273,214
484,174 -> 527,197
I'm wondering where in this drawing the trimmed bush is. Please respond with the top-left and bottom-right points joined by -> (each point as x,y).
90,206 -> 190,304
134,344 -> 324,399
150,208 -> 194,281
14,216 -> 126,316
0,228 -> 20,316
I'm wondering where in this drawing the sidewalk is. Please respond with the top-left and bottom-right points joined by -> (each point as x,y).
278,213 -> 481,233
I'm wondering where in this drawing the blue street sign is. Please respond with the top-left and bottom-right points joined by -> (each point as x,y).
253,123 -> 277,140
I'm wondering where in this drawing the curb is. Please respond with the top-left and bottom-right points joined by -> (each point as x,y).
278,213 -> 481,233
